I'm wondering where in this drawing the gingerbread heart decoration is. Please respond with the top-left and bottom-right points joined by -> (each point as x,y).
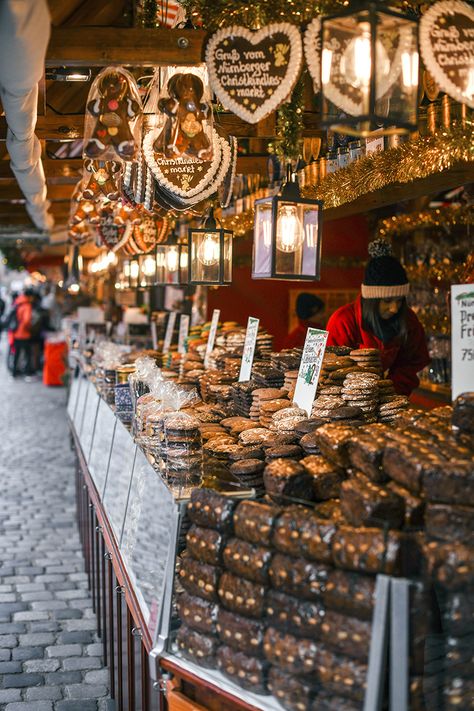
205,23 -> 303,124
303,17 -> 321,91
420,0 -> 474,109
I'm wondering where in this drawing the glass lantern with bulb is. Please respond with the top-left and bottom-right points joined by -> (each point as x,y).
122,257 -> 140,289
138,253 -> 157,289
320,1 -> 419,136
155,232 -> 189,286
252,168 -> 323,280
188,208 -> 233,285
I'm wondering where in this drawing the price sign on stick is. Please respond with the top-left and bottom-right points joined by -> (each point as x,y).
293,328 -> 328,415
451,284 -> 474,400
151,321 -> 158,350
162,312 -> 177,354
239,317 -> 259,382
204,309 -> 220,368
178,315 -> 190,354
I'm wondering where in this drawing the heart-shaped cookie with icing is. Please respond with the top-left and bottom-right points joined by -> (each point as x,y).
420,0 -> 474,109
205,23 -> 303,124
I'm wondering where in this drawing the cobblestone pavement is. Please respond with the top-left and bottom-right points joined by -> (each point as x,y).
0,351 -> 112,711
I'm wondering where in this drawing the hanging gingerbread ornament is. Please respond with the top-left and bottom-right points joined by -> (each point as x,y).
83,67 -> 143,161
82,160 -> 123,201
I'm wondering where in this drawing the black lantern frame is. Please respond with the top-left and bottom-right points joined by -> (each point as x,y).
320,1 -> 419,136
252,172 -> 323,281
154,233 -> 189,286
188,208 -> 233,286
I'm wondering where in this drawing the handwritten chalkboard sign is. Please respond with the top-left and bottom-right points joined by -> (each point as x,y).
206,23 -> 303,124
420,0 -> 474,109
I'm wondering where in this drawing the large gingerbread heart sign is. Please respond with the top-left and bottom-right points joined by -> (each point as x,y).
420,0 -> 474,109
205,23 -> 303,124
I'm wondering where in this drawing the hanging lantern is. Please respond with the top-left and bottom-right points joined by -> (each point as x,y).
188,208 -> 233,285
122,257 -> 140,289
252,168 -> 323,280
138,253 -> 157,289
155,232 -> 189,286
65,245 -> 82,293
320,2 -> 419,136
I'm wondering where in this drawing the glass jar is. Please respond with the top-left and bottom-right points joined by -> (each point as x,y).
337,147 -> 349,170
348,140 -> 364,163
326,151 -> 339,174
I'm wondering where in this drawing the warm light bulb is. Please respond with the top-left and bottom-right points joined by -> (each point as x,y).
401,51 -> 418,89
130,261 -> 139,279
180,251 -> 188,270
68,283 -> 80,294
197,233 -> 220,266
276,205 -> 303,253
341,22 -> 390,92
124,263 -> 131,277
321,48 -> 333,86
142,256 -> 155,277
166,246 -> 179,273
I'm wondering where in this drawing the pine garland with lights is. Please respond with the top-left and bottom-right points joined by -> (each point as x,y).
269,74 -> 305,162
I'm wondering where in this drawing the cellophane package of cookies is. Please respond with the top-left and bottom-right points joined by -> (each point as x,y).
162,386 -> 202,494
83,66 -> 143,162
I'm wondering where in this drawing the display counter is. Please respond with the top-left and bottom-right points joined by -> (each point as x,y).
69,356 -> 473,711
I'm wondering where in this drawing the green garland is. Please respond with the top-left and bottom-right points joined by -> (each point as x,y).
268,73 -> 305,162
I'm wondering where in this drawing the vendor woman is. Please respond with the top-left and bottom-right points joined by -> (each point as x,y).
326,240 -> 430,395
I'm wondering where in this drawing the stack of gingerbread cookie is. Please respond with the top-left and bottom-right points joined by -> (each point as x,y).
378,394 -> 410,424
230,381 -> 256,417
349,348 -> 383,375
270,406 -> 308,434
340,372 -> 380,423
229,458 -> 266,496
282,369 -> 298,397
259,399 -> 291,428
250,387 -> 289,422
163,413 -> 203,482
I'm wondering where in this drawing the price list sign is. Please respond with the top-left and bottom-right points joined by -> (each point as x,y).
451,284 -> 474,400
178,315 -> 190,355
293,328 -> 328,415
204,309 -> 220,368
239,317 -> 259,382
162,312 -> 177,354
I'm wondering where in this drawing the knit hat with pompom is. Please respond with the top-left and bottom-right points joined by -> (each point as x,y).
361,239 -> 409,299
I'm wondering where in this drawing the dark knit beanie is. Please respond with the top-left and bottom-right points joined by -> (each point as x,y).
296,292 -> 325,320
361,239 -> 409,299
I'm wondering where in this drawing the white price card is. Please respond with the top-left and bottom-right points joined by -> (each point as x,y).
151,321 -> 158,350
239,317 -> 259,382
292,328 -> 328,416
204,309 -> 220,368
451,284 -> 474,400
178,315 -> 190,354
162,312 -> 177,354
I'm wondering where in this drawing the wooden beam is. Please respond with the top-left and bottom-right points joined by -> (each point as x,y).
0,113 -> 323,142
0,184 -> 76,201
0,203 -> 70,218
46,27 -> 206,66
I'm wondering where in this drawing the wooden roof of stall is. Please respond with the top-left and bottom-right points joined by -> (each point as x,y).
0,0 -> 473,262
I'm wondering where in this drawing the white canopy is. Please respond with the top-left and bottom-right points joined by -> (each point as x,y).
0,0 -> 53,231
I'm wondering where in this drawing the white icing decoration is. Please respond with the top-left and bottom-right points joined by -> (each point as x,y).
303,17 -> 321,91
143,128 -> 222,199
420,0 -> 474,109
205,23 -> 303,124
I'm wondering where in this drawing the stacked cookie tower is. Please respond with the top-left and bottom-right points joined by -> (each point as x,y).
163,413 -> 203,489
249,387 -> 289,423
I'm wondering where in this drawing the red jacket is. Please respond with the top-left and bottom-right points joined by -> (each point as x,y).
326,296 -> 430,395
283,319 -> 325,350
13,294 -> 32,340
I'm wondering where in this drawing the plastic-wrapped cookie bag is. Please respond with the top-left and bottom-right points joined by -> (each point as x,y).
130,357 -> 161,438
163,386 -> 202,496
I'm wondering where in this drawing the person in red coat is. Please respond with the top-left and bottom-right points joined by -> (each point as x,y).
326,240 -> 430,395
12,291 -> 34,377
283,293 -> 325,349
